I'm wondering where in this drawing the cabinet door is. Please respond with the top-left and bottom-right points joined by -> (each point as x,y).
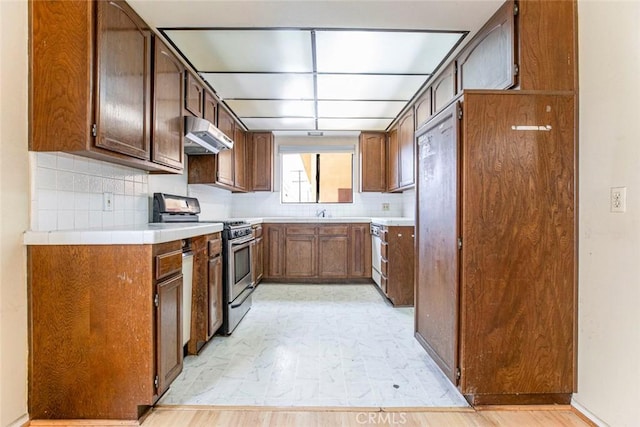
95,0 -> 151,160
398,111 -> 415,189
360,132 -> 386,192
250,132 -> 274,191
349,224 -> 372,278
185,72 -> 204,117
318,236 -> 349,277
255,237 -> 264,282
415,88 -> 433,130
264,225 -> 285,278
234,127 -> 247,191
285,235 -> 317,277
432,63 -> 457,114
152,38 -> 184,171
415,102 -> 460,384
216,108 -> 235,187
456,0 -> 516,92
387,128 -> 399,191
156,274 -> 183,396
208,254 -> 223,338
203,90 -> 218,125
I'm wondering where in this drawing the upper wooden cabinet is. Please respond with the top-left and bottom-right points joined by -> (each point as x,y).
152,37 -> 184,171
386,128 -> 399,191
216,108 -> 236,188
30,0 -> 180,173
398,111 -> 415,189
233,127 -> 247,191
359,132 -> 386,192
203,90 -> 218,125
456,0 -> 516,93
414,88 -> 433,130
184,72 -> 205,118
432,63 -> 457,114
249,132 -> 274,192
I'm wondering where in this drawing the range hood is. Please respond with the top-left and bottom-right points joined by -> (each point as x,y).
184,116 -> 234,155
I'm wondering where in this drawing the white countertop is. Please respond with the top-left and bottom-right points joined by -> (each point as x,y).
23,222 -> 224,245
238,217 -> 415,226
370,217 -> 415,226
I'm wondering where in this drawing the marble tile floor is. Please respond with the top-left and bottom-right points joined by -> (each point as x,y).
158,284 -> 468,408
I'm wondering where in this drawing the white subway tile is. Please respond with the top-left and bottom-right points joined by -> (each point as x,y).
89,211 -> 102,228
37,152 -> 58,169
124,180 -> 135,195
114,194 -> 125,211
114,178 -> 125,195
88,176 -> 103,193
57,153 -> 75,171
74,210 -> 89,229
103,178 -> 116,193
57,210 -> 75,230
135,211 -> 149,225
38,189 -> 58,210
57,191 -> 75,210
74,192 -> 90,210
38,210 -> 57,231
87,159 -> 102,176
113,210 -> 125,226
57,170 -> 74,191
73,156 -> 90,174
102,211 -> 114,227
74,173 -> 90,193
37,167 -> 57,190
89,193 -> 102,211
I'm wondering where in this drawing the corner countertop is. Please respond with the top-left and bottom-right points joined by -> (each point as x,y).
23,222 -> 224,246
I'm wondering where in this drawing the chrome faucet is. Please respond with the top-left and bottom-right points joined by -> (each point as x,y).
316,209 -> 327,218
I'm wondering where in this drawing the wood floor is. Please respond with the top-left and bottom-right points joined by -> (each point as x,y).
137,405 -> 596,427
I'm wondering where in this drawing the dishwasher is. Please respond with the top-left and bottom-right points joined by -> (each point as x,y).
181,239 -> 194,348
370,224 -> 383,289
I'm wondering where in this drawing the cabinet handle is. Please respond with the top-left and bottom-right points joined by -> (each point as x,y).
398,233 -> 402,237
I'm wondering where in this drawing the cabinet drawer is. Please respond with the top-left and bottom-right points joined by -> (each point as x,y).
381,259 -> 388,277
381,242 -> 388,260
380,228 -> 388,243
380,275 -> 388,293
155,249 -> 182,280
318,225 -> 349,236
287,225 -> 316,235
253,225 -> 263,238
208,238 -> 222,257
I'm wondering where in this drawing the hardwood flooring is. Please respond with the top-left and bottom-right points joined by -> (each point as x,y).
139,405 -> 595,427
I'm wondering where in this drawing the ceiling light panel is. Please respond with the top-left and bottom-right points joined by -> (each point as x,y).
164,30 -> 313,72
317,100 -> 406,118
318,118 -> 393,131
317,74 -> 427,100
200,73 -> 314,100
315,30 -> 463,74
242,118 -> 317,131
225,100 -> 315,118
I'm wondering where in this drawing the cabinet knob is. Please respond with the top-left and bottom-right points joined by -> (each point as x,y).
398,233 -> 402,237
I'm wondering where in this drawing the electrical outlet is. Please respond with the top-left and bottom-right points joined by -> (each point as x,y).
382,202 -> 390,211
103,192 -> 114,212
611,187 -> 626,213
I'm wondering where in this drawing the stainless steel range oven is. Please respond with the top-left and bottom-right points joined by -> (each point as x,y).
152,193 -> 255,336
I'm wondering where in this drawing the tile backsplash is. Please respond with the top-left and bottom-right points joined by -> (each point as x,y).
30,152 -> 150,231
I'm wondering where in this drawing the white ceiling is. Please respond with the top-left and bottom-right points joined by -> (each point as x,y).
128,0 -> 504,133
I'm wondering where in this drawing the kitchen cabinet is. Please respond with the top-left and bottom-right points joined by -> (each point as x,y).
359,132 -> 387,192
203,89 -> 218,125
216,108 -> 236,187
263,223 -> 371,282
349,224 -> 372,278
377,225 -> 414,306
30,0 -> 179,173
415,91 -> 576,405
264,224 -> 286,278
152,37 -> 184,171
188,233 -> 222,355
28,240 -> 184,419
249,132 -> 274,191
285,226 -> 318,278
233,126 -> 247,191
414,88 -> 432,130
184,71 -> 205,118
432,62 -> 457,114
398,111 -> 415,189
456,0 -> 516,93
386,128 -> 399,191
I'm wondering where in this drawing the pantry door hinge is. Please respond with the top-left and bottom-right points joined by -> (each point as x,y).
456,367 -> 461,380
458,237 -> 463,250
154,375 -> 159,389
513,63 -> 520,76
514,2 -> 519,16
457,106 -> 463,120
91,124 -> 97,138
154,293 -> 159,307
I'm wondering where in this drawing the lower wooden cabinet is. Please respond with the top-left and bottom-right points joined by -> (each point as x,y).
378,225 -> 415,306
28,241 -> 184,420
251,224 -> 264,285
263,223 -> 372,282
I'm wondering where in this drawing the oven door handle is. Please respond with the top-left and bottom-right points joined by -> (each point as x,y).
230,235 -> 255,246
230,285 -> 255,309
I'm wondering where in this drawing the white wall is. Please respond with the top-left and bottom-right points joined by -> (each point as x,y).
574,1 -> 640,426
0,1 -> 29,425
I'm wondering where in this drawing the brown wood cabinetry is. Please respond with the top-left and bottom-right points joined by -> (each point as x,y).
216,108 -> 236,187
432,62 -> 457,114
414,88 -> 433,130
28,241 -> 184,419
386,128 -> 399,191
30,0 -> 180,173
152,37 -> 184,171
203,90 -> 218,125
263,223 -> 371,282
398,111 -> 415,189
184,71 -> 204,117
415,91 -> 576,405
249,132 -> 274,191
360,132 -> 387,192
233,127 -> 247,191
377,225 -> 415,306
188,233 -> 222,355
251,225 -> 264,286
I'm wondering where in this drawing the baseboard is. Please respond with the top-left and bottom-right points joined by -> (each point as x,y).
571,398 -> 608,426
7,413 -> 29,427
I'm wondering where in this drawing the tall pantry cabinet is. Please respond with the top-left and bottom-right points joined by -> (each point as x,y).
416,91 -> 575,405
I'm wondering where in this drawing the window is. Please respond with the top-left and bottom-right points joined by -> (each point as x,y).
281,151 -> 353,203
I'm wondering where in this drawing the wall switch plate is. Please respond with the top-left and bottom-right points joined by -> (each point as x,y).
611,187 -> 626,213
103,192 -> 114,211
382,202 -> 390,211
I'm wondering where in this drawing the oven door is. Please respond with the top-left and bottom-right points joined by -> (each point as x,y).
228,235 -> 254,303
